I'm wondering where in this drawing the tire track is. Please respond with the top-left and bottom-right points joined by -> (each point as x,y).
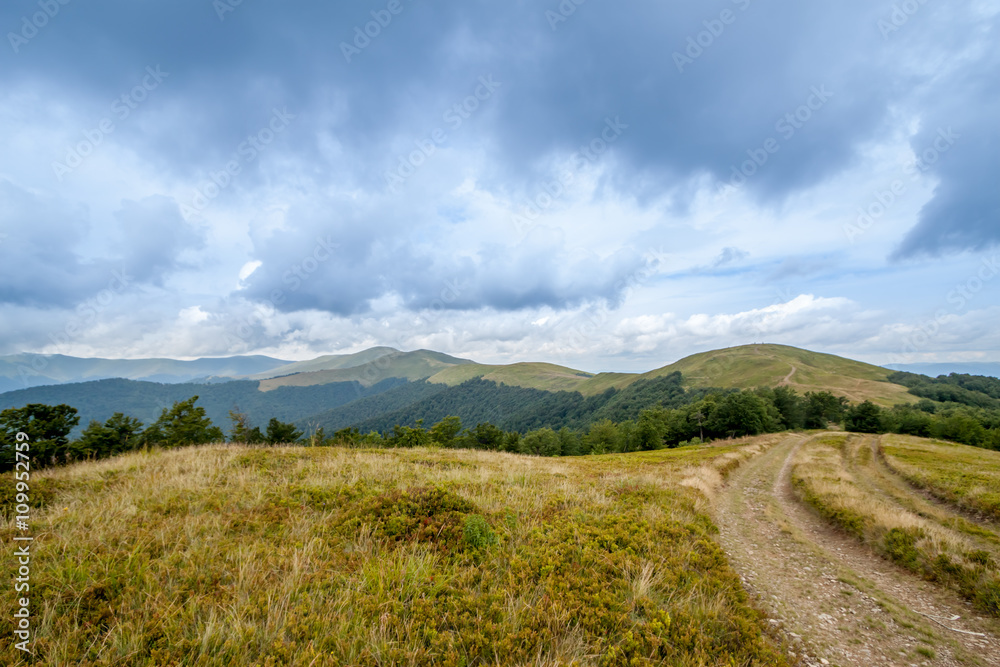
715,433 -> 1000,666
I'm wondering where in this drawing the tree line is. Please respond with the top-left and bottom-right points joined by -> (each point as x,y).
4,383 -> 1000,472
0,397 -> 305,471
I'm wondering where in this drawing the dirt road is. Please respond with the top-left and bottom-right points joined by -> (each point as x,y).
715,434 -> 1000,666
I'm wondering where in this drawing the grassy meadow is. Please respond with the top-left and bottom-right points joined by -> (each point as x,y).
881,434 -> 1000,523
1,440 -> 788,666
790,433 -> 1000,615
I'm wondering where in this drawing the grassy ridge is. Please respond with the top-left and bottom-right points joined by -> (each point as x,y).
881,434 -> 1000,523
790,433 -> 1000,615
645,344 -> 914,407
0,442 -> 788,666
258,350 -> 474,391
428,364 -> 639,397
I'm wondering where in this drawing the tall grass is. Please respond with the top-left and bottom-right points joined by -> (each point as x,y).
1,442 -> 787,666
881,434 -> 1000,523
791,434 -> 1000,615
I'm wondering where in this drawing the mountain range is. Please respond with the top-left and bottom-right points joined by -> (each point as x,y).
0,343 -> 945,437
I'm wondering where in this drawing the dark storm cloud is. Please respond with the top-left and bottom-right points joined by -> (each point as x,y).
0,181 -> 203,308
2,0 -> 997,316
893,33 -> 1000,258
0,1 -> 899,192
113,195 -> 205,283
235,196 -> 647,315
0,179 -> 111,308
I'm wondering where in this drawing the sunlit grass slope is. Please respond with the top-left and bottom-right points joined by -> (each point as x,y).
644,344 -> 915,407
0,441 -> 789,666
259,350 -> 473,391
881,434 -> 1000,523
261,344 -> 918,405
426,362 -> 632,396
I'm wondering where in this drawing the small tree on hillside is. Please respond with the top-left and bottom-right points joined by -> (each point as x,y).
519,428 -> 561,456
429,416 -> 462,448
0,403 -> 80,468
75,413 -> 144,459
460,422 -> 505,450
804,391 -> 847,429
709,391 -> 768,438
265,418 -> 303,445
388,420 -> 430,448
228,408 -> 264,444
844,401 -> 885,434
585,419 -> 620,455
143,396 -> 223,447
635,409 -> 667,450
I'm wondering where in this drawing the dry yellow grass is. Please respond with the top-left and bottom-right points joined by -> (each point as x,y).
881,434 -> 1000,523
1,441 -> 789,666
790,433 -> 1000,614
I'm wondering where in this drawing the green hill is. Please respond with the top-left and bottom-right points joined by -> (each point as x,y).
258,349 -> 474,391
246,346 -> 399,380
642,344 -> 915,407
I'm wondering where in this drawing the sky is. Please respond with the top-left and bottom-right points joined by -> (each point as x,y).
0,0 -> 998,372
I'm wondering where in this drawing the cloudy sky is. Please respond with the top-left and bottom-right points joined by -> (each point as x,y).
1,0 -> 998,372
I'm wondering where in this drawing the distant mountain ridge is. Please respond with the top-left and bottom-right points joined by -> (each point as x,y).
885,362 -> 1000,379
0,353 -> 291,394
255,349 -> 476,390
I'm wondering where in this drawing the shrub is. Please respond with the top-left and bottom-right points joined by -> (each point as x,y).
463,513 -> 498,549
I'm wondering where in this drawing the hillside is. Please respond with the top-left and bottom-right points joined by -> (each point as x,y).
257,349 -> 474,391
345,373 -> 695,435
245,346 -> 399,380
426,361 -> 617,395
0,440 -> 790,665
644,344 -> 915,407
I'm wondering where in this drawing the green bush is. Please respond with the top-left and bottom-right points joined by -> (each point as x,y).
463,513 -> 498,550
